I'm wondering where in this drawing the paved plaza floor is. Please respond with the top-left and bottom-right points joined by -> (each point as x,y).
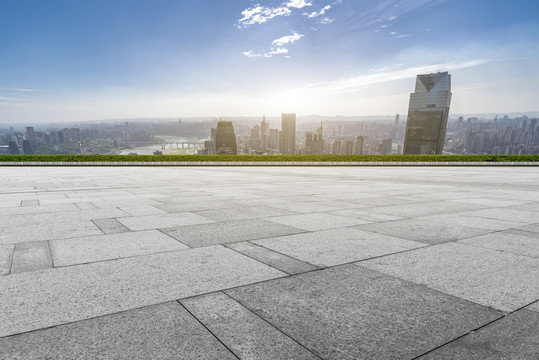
0,166 -> 538,359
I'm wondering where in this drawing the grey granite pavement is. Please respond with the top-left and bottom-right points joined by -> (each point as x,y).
1,166 -> 538,359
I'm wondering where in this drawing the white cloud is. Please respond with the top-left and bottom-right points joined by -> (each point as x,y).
286,0 -> 312,9
243,48 -> 289,58
297,59 -> 490,95
272,32 -> 304,46
236,5 -> 292,27
236,0 -> 314,27
306,5 -> 331,18
0,87 -> 46,92
319,17 -> 335,24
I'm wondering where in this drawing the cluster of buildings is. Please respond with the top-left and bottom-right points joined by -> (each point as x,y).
445,116 -> 539,155
204,71 -> 453,156
0,127 -> 90,154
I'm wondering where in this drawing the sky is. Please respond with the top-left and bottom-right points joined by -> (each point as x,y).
0,0 -> 538,123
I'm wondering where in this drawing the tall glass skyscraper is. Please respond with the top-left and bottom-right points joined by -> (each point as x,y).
404,72 -> 452,155
280,113 -> 296,155
215,121 -> 237,154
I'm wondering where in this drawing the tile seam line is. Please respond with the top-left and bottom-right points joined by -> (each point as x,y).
410,314 -> 506,360
176,300 -> 241,360
223,243 -> 316,276
221,291 -> 324,360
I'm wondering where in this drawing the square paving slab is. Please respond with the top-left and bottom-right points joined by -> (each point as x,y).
0,301 -> 236,360
459,231 -> 539,258
418,309 -> 539,359
226,265 -> 501,360
0,244 -> 14,275
253,227 -> 426,267
355,219 -> 493,244
50,230 -> 189,267
162,219 -> 305,248
266,212 -> 370,231
116,213 -> 215,231
359,242 -> 539,312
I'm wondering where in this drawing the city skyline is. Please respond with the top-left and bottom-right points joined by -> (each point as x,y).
1,1 -> 538,123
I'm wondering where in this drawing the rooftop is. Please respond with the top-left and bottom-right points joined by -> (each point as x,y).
1,166 -> 538,359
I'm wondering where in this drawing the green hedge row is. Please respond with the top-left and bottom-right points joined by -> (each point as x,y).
1,154 -> 539,162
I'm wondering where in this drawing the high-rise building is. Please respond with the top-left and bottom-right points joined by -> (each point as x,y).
355,136 -> 364,155
305,121 -> 324,154
280,113 -> 296,155
215,121 -> 237,154
269,128 -> 280,150
261,116 -> 270,152
404,72 -> 452,154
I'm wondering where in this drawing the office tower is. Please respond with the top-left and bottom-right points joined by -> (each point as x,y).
345,140 -> 354,155
22,140 -> 34,154
280,113 -> 296,155
356,136 -> 364,155
25,127 -> 36,147
404,72 -> 452,154
269,128 -> 280,150
395,114 -> 400,126
215,121 -> 237,154
381,139 -> 392,154
8,141 -> 20,154
251,125 -> 261,152
305,121 -> 324,154
261,116 -> 270,152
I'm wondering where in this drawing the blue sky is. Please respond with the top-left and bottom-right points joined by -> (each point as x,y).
1,0 -> 538,122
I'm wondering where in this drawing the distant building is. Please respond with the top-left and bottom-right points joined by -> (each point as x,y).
305,121 -> 324,155
8,141 -> 20,155
261,116 -> 270,152
280,113 -> 296,155
404,72 -> 452,154
215,121 -> 237,154
356,136 -> 364,155
22,140 -> 34,154
269,128 -> 280,150
381,139 -> 392,155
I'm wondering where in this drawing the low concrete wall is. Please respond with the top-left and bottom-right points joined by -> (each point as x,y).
1,161 -> 539,166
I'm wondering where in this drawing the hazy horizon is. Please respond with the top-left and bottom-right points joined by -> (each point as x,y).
1,0 -> 538,123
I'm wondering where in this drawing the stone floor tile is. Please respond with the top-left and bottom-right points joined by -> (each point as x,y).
50,230 -> 188,267
118,205 -> 168,216
10,241 -> 53,274
0,245 -> 286,337
0,221 -> 103,245
0,244 -> 14,275
225,241 -> 319,274
195,205 -> 297,222
505,202 -> 539,212
366,201 -> 486,218
359,242 -> 539,312
328,209 -> 403,222
181,292 -> 318,360
155,200 -> 233,213
266,213 -> 369,231
462,208 -> 539,224
355,219 -> 492,244
92,218 -> 130,234
415,213 -> 527,231
0,301 -> 236,360
93,198 -> 165,209
418,310 -> 539,359
226,265 -> 501,360
163,219 -> 305,248
253,228 -> 426,267
232,199 -> 342,214
0,203 -> 79,216
512,223 -> 539,234
459,232 -> 539,258
74,202 -> 99,210
20,199 -> 39,206
116,213 -> 214,231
